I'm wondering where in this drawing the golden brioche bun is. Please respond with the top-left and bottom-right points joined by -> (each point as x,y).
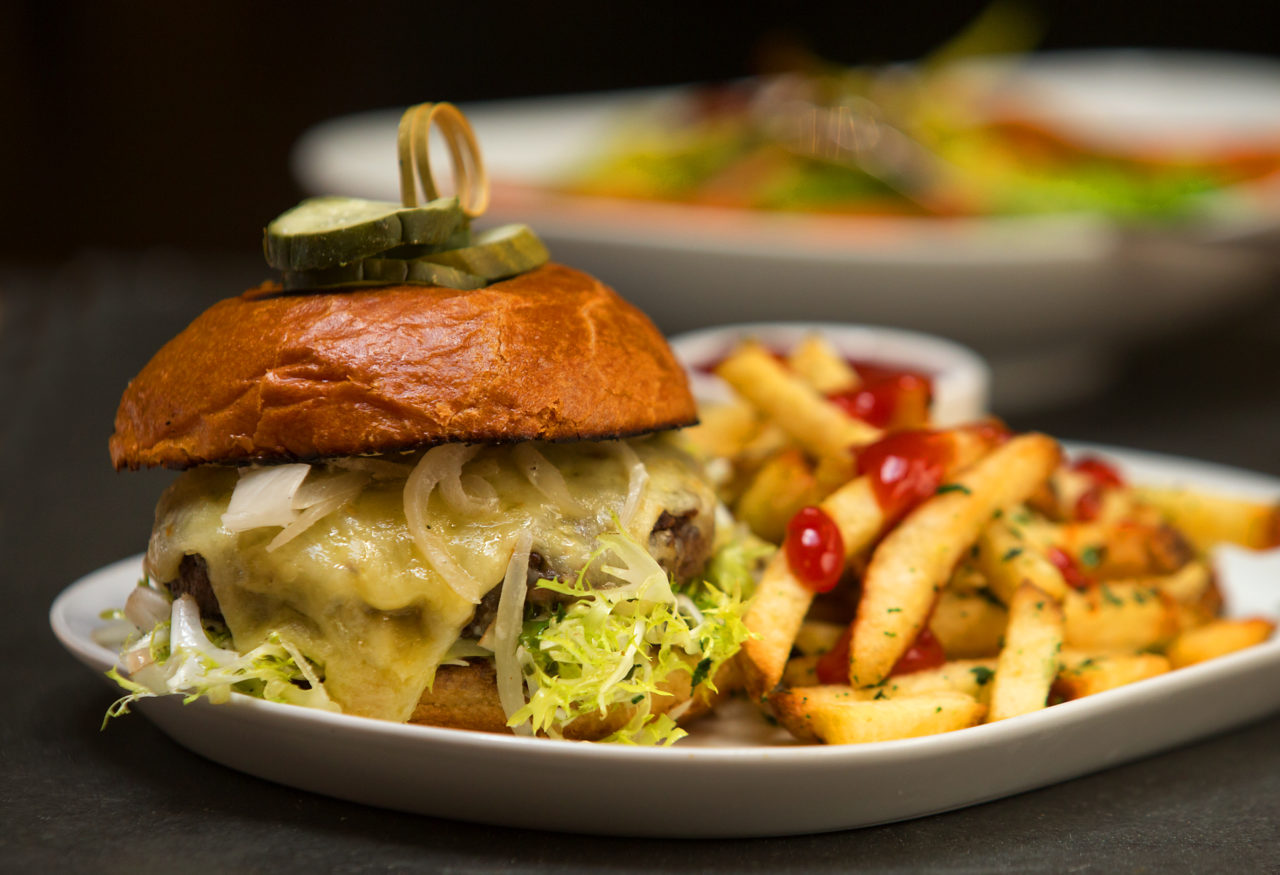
110,264 -> 696,470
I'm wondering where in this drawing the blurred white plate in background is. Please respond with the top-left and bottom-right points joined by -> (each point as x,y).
293,51 -> 1280,412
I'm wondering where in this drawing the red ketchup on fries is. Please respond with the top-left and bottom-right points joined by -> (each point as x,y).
855,430 -> 956,524
826,364 -> 932,430
1071,456 -> 1126,522
815,626 -> 946,684
1046,546 -> 1092,590
785,506 -> 844,593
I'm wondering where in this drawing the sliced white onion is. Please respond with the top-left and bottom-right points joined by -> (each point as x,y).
599,531 -> 675,605
330,457 -> 414,480
124,584 -> 172,630
493,530 -> 534,735
92,618 -> 137,650
441,638 -> 493,667
666,698 -> 695,722
268,472 -> 369,551
163,595 -> 241,693
292,470 -> 369,509
221,464 -> 310,532
405,445 -> 486,603
459,473 -> 500,511
513,443 -> 585,517
431,446 -> 499,515
122,643 -> 155,674
675,593 -> 705,628
606,440 -> 648,528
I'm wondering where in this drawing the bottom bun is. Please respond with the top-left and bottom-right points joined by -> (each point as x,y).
409,658 -> 741,740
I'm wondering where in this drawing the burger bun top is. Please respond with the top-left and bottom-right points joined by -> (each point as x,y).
110,263 -> 697,469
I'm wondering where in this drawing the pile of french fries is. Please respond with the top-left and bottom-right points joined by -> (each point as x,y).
686,336 -> 1279,745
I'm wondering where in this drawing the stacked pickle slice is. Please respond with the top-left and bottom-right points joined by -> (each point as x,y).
265,196 -> 549,291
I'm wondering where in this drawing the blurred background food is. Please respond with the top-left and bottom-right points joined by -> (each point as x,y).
4,0 -> 1280,418
5,0 -> 1280,254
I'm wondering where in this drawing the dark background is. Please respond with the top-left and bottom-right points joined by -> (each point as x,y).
4,0 -> 1280,262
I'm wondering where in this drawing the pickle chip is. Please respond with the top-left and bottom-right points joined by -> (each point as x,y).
265,196 -> 467,271
415,224 -> 550,281
365,257 -> 488,290
282,257 -> 486,292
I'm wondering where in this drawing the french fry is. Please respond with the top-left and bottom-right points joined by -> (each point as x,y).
929,589 -> 1008,658
1091,562 -> 1217,633
735,448 -> 823,543
1018,518 -> 1195,580
1057,647 -> 1109,671
742,427 -> 1005,699
741,478 -> 883,699
771,687 -> 986,744
787,335 -> 860,394
1132,485 -> 1280,552
1105,560 -> 1213,605
1041,466 -> 1134,524
697,334 -> 1280,746
987,583 -> 1064,722
781,654 -> 999,699
976,513 -> 1070,604
1053,653 -> 1170,700
714,341 -> 881,465
782,655 -> 821,687
946,559 -> 989,594
849,434 -> 1061,687
682,400 -> 760,460
793,620 -> 847,656
1063,583 -> 1179,653
1166,618 -> 1276,668
875,659 -> 999,702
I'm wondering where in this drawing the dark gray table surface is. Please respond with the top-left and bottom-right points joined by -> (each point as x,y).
3,252 -> 1278,874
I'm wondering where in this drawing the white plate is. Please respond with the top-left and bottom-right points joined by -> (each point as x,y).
292,52 -> 1280,411
51,445 -> 1280,836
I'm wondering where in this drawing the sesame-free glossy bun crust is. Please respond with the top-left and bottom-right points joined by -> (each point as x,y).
110,264 -> 696,470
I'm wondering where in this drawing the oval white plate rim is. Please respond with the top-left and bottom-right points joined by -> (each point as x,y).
291,49 -> 1280,261
50,443 -> 1280,834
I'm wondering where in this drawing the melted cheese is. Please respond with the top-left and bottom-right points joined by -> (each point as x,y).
145,436 -> 712,722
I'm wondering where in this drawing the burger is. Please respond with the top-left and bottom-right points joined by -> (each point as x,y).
105,260 -> 758,744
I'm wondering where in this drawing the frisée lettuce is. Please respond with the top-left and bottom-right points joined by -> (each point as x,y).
507,523 -> 761,745
103,586 -> 337,727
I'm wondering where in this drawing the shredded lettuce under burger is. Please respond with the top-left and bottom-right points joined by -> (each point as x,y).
103,584 -> 338,727
508,524 -> 760,745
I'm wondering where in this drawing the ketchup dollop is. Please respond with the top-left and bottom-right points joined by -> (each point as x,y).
1074,488 -> 1105,522
1071,457 -> 1126,522
785,506 -> 844,593
890,628 -> 947,676
815,626 -> 946,685
855,430 -> 956,524
827,364 -> 932,430
1071,457 -> 1125,488
1046,546 -> 1091,590
815,626 -> 852,685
